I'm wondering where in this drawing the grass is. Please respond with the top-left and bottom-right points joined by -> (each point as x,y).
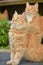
0,45 -> 10,49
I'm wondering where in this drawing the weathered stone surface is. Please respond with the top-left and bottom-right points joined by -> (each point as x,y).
0,52 -> 43,65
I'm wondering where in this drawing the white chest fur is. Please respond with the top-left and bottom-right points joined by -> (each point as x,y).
26,14 -> 34,24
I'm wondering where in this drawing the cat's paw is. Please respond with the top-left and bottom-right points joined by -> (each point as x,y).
12,61 -> 17,65
6,60 -> 12,65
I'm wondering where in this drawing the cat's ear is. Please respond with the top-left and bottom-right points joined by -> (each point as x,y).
15,11 -> 18,15
26,2 -> 30,7
12,11 -> 18,20
3,10 -> 8,14
34,3 -> 38,9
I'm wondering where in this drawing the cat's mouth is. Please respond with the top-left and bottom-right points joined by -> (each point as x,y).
26,12 -> 37,16
10,22 -> 27,30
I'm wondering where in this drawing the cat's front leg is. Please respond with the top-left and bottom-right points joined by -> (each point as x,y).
7,40 -> 15,65
7,48 -> 15,65
12,47 -> 25,65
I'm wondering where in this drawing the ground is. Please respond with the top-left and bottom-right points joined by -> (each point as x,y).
0,51 -> 43,65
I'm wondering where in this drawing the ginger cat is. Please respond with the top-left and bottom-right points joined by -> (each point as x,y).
7,2 -> 43,65
25,2 -> 43,61
7,11 -> 28,65
0,10 -> 8,20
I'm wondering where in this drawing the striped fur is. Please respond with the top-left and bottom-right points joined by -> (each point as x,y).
7,2 -> 43,65
25,2 -> 43,62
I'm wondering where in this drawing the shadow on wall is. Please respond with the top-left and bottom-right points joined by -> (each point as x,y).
0,3 -> 43,20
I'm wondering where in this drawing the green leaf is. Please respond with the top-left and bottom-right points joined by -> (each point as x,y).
0,20 -> 10,46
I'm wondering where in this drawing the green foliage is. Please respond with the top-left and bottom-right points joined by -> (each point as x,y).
0,20 -> 10,46
0,45 -> 10,49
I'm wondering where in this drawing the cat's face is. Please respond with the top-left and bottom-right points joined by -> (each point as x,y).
11,11 -> 26,29
12,11 -> 25,25
25,2 -> 38,14
25,2 -> 38,23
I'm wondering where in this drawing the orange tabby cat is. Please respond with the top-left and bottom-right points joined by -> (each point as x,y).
7,2 -> 43,65
7,11 -> 28,65
25,2 -> 43,61
0,10 -> 8,20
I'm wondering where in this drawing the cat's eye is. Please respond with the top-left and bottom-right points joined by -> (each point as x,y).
35,32 -> 40,34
